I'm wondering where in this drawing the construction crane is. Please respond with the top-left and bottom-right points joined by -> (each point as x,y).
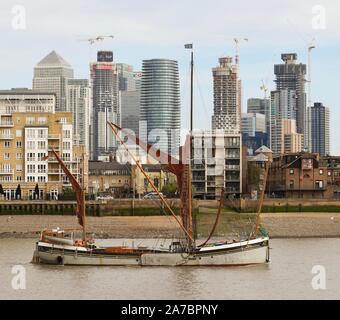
260,79 -> 268,99
233,38 -> 248,65
306,38 -> 316,151
79,35 -> 114,45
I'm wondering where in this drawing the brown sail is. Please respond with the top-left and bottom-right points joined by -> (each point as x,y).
46,150 -> 85,227
110,123 -> 193,241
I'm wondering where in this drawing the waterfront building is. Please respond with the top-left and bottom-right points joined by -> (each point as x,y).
140,59 -> 180,156
192,130 -> 242,199
246,146 -> 273,198
90,51 -> 120,160
0,89 -> 86,200
66,79 -> 90,151
319,156 -> 340,198
267,152 -> 327,199
33,51 -> 74,111
310,102 -> 330,157
88,161 -> 176,198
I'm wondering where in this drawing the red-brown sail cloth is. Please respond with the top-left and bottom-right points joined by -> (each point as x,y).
110,123 -> 192,237
43,151 -> 84,227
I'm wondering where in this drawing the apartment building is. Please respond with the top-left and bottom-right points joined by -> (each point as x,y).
192,130 -> 242,199
88,161 -> 176,198
267,152 -> 327,198
0,89 -> 85,200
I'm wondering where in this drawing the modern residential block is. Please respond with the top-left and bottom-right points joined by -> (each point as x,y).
0,89 -> 86,200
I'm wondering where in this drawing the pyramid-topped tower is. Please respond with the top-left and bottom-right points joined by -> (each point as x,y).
33,51 -> 74,111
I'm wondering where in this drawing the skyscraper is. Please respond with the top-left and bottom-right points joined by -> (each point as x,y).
33,51 -> 74,111
66,79 -> 90,151
270,89 -> 303,155
212,57 -> 241,133
90,51 -> 120,160
117,64 -> 142,138
140,59 -> 180,155
241,113 -> 266,137
310,102 -> 330,157
116,63 -> 136,91
121,91 -> 140,137
247,98 -> 270,136
274,53 -> 306,137
241,113 -> 268,155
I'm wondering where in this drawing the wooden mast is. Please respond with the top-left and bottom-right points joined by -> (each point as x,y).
82,152 -> 86,242
185,44 -> 194,246
250,159 -> 271,239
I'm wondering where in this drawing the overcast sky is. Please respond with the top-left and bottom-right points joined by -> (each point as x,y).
1,0 -> 339,153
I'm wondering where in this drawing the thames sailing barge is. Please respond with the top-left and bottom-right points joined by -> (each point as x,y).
32,46 -> 269,266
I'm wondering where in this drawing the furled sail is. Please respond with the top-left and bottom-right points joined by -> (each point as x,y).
48,150 -> 85,227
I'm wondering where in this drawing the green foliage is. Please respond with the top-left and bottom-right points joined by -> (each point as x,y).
59,188 -> 76,201
162,183 -> 178,198
248,165 -> 261,186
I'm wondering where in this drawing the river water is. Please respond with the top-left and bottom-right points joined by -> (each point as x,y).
0,238 -> 339,300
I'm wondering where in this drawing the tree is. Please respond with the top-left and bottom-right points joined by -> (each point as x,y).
162,183 -> 178,198
248,165 -> 261,186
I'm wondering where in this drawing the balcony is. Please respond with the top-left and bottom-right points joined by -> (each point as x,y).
48,169 -> 80,175
192,176 -> 205,182
48,157 -> 79,164
0,134 -> 13,140
226,154 -> 240,159
225,165 -> 240,171
48,134 -> 61,140
207,182 -> 216,187
0,121 -> 14,127
225,187 -> 241,193
192,165 -> 205,171
0,169 -> 14,175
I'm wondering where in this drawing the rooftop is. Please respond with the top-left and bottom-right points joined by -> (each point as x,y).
255,145 -> 272,154
35,50 -> 72,69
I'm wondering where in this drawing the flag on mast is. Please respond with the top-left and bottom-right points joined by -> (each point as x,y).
184,43 -> 193,49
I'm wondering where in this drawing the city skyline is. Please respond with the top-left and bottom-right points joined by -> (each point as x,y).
0,0 -> 338,153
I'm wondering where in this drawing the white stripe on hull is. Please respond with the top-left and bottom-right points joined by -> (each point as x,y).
141,246 -> 269,266
33,243 -> 269,266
